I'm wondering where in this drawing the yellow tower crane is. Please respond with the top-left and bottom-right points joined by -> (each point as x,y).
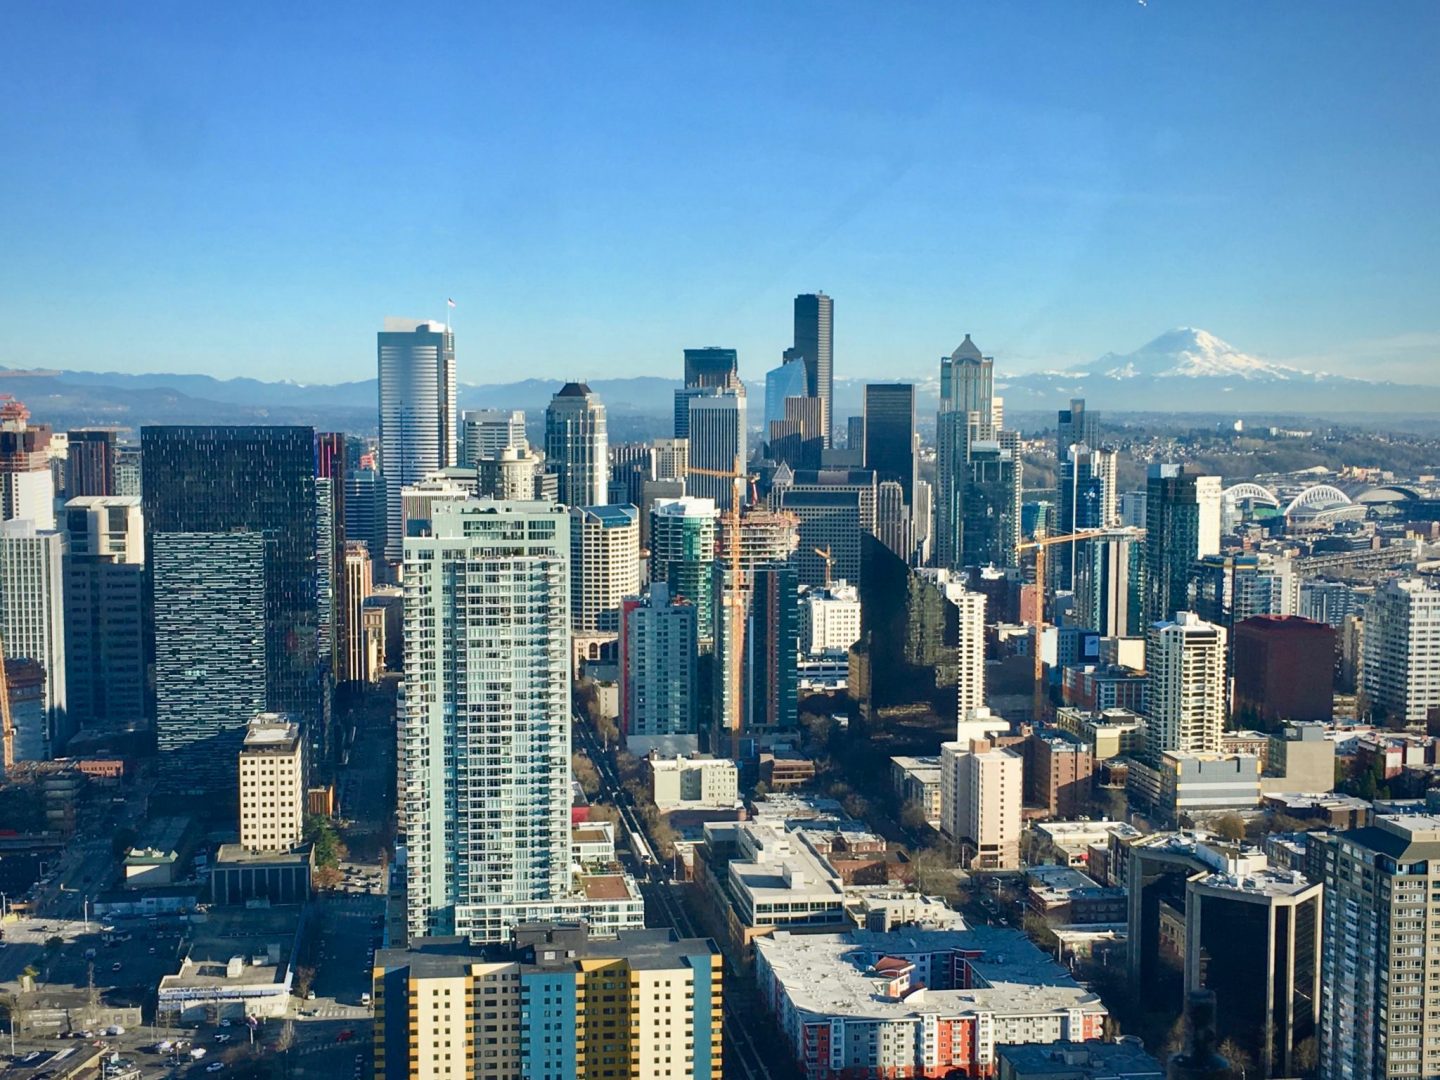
1015,528 -> 1144,723
686,459 -> 753,760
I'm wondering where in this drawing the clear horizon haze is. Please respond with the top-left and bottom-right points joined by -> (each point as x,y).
1,2 -> 1436,386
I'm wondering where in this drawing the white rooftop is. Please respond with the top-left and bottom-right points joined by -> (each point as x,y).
756,925 -> 1106,1022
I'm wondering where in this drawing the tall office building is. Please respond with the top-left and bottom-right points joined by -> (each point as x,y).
568,505 -> 640,636
606,443 -> 650,507
792,292 -> 834,446
1362,577 -> 1440,725
768,395 -> 824,471
745,563 -> 799,735
1057,398 -> 1098,461
1144,464 -> 1222,625
1056,446 -> 1118,586
649,497 -> 720,649
874,479 -> 912,561
316,431 -> 347,699
377,319 -> 457,562
652,438 -> 688,482
151,532 -> 267,760
1189,553 -> 1297,631
1073,529 -> 1144,638
65,429 -> 118,497
460,409 -> 526,466
684,346 -> 740,389
940,335 -> 994,420
764,356 -> 808,432
238,713 -> 306,853
344,454 -> 386,565
545,382 -> 609,508
1318,816 -> 1440,1080
687,389 -> 747,511
373,925 -> 723,1080
142,426 -> 319,764
772,479 -> 872,588
620,582 -> 698,738
863,383 -> 916,505
403,500 -> 573,941
935,336 -> 1019,570
946,436 -> 1021,569
0,397 -> 55,530
0,520 -> 67,754
341,541 -> 373,684
62,496 -> 145,730
1145,612 -> 1226,758
1185,867 -> 1322,1078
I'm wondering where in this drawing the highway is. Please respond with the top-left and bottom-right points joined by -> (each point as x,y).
572,716 -> 787,1080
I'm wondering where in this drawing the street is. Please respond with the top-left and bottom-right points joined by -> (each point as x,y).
572,716 -> 803,1080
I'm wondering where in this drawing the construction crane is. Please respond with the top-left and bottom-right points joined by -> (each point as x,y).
813,546 -> 834,588
686,459 -> 752,760
1015,528 -> 1144,723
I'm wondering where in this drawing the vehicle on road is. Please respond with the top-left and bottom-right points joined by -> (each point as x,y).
206,1062 -> 225,1073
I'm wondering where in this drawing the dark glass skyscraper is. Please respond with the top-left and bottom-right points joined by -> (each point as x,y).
66,429 -> 118,497
1144,463 -> 1222,624
862,383 -> 916,505
792,292 -> 833,447
683,347 -> 740,389
141,426 -> 319,770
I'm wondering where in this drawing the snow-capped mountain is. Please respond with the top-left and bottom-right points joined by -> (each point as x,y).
1085,327 -> 1307,382
1001,328 -> 1438,413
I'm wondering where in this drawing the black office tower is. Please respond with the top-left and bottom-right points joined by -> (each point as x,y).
141,426 -> 319,785
862,383 -> 916,505
683,347 -> 740,389
792,292 -> 833,447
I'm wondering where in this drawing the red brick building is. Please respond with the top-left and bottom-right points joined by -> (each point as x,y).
1232,615 -> 1335,729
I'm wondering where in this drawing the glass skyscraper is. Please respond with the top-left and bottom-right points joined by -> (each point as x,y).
141,425 -> 319,768
544,382 -> 609,508
792,292 -> 833,447
862,382 -> 916,505
377,319 -> 457,562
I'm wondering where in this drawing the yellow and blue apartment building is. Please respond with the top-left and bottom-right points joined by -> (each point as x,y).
373,923 -> 723,1080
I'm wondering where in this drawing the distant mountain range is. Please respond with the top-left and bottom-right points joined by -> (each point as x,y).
996,327 -> 1440,413
2,327 -> 1436,433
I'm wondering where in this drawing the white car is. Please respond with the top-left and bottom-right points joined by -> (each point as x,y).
206,1063 -> 225,1073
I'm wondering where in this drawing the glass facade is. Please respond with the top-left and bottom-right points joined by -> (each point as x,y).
141,426 -> 320,760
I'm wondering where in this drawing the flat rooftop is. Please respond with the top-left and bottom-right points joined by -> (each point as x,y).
1191,867 -> 1318,899
579,874 -> 633,901
756,924 -> 1105,1022
161,907 -> 300,991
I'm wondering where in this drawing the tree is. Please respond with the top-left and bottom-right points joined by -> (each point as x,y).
1218,1037 -> 1256,1077
900,800 -> 930,833
305,814 -> 348,869
314,865 -> 343,890
1292,1035 -> 1318,1077
1022,912 -> 1057,951
1211,812 -> 1247,843
571,753 -> 601,798
293,965 -> 316,998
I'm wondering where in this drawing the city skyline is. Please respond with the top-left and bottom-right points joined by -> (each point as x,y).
1,4 -> 1436,384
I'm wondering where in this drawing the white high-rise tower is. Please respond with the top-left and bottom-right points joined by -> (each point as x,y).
377,319 -> 457,562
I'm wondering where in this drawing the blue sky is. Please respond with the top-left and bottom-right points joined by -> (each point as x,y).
1,2 -> 1436,385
